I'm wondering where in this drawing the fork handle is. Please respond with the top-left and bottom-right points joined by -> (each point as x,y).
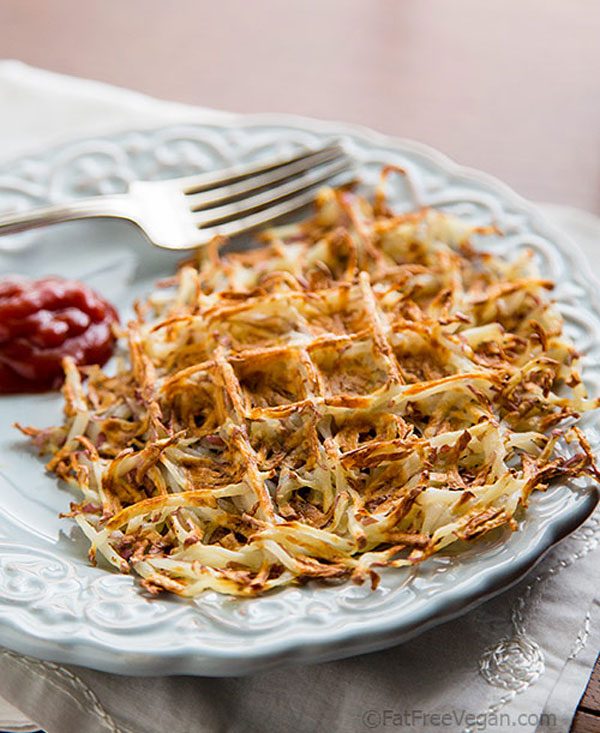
0,195 -> 136,237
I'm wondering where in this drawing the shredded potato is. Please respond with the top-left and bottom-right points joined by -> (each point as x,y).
20,168 -> 600,597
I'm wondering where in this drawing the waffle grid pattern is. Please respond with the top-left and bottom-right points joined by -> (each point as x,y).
25,177 -> 599,597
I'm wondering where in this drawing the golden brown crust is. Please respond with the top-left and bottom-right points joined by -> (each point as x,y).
20,170 -> 600,597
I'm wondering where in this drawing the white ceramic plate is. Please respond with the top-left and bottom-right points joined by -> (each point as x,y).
0,117 -> 598,676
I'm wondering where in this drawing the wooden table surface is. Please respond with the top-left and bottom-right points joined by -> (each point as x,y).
2,0 -> 600,214
0,1 -> 598,730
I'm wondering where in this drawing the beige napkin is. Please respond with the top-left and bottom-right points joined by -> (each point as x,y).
0,61 -> 598,733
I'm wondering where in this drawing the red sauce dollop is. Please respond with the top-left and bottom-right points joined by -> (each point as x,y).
0,275 -> 119,394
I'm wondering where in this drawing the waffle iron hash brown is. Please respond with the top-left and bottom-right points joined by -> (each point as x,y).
21,167 -> 600,597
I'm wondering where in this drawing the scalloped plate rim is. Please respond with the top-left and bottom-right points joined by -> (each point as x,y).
0,114 -> 598,676
1,488 -> 595,677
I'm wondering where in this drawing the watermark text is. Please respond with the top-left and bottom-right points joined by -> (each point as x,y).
361,708 -> 556,731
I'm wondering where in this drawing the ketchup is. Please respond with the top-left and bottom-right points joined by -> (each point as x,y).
0,275 -> 119,394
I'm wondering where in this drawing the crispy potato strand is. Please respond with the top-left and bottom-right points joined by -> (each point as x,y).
21,173 -> 600,597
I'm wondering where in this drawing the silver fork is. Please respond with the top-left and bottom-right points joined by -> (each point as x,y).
0,143 -> 353,250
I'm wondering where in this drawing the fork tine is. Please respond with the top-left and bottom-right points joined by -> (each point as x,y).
192,157 -> 353,228
197,187 -> 333,241
179,142 -> 344,195
195,167 -> 354,242
186,145 -> 347,211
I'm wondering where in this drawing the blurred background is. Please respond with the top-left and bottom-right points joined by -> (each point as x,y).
1,0 -> 599,212
0,3 -> 599,733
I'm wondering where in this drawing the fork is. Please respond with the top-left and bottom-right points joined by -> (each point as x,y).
0,143 -> 353,250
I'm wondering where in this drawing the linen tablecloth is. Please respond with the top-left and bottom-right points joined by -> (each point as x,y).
0,60 -> 598,733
